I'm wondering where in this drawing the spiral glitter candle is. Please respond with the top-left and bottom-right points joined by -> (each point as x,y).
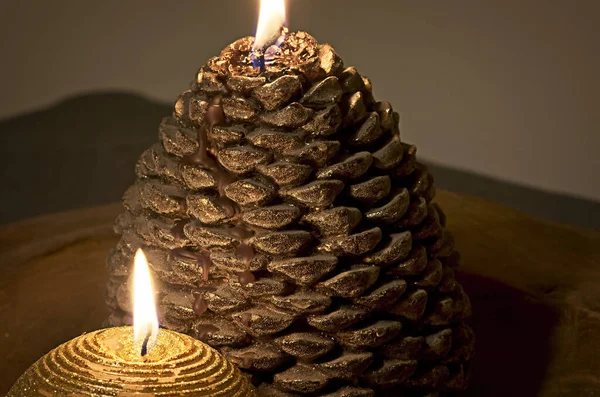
7,327 -> 256,396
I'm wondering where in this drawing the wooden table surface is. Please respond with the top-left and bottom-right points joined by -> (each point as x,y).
1,191 -> 599,396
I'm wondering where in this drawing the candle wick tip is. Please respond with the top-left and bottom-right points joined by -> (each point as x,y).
141,331 -> 151,357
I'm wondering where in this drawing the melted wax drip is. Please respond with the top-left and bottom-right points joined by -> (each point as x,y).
213,196 -> 237,218
182,97 -> 237,196
238,271 -> 256,286
170,248 -> 212,282
241,312 -> 252,327
195,324 -> 219,340
233,352 -> 256,369
192,285 -> 218,316
170,220 -> 187,240
193,296 -> 209,316
181,97 -> 224,167
200,260 -> 211,282
229,225 -> 256,268
175,93 -> 256,295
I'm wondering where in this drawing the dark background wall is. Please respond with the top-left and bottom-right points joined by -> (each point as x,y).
0,0 -> 599,227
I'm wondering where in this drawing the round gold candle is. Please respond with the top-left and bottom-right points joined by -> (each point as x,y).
8,327 -> 256,397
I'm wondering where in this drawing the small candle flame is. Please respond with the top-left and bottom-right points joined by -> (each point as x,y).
133,249 -> 159,355
253,0 -> 286,51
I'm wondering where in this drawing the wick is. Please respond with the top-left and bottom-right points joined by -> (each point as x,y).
259,54 -> 266,73
252,26 -> 287,71
252,51 -> 266,73
141,330 -> 151,357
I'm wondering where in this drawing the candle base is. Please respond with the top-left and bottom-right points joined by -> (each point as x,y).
8,327 -> 256,397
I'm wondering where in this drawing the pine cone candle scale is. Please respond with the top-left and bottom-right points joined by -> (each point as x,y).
106,32 -> 474,396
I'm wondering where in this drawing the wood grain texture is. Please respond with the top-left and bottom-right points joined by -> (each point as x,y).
0,192 -> 598,396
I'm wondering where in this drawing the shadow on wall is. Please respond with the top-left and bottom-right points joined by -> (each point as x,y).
0,92 -> 598,229
426,163 -> 600,231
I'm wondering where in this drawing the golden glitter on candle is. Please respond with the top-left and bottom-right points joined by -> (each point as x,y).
8,327 -> 256,396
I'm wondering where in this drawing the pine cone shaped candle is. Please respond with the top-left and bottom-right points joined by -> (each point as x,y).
106,31 -> 475,396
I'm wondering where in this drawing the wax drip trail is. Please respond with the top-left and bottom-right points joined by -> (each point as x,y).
175,92 -> 256,288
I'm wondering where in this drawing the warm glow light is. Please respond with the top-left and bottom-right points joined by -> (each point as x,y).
253,0 -> 286,51
133,249 -> 159,354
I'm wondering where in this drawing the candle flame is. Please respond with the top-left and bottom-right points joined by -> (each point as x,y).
253,0 -> 286,51
133,249 -> 159,355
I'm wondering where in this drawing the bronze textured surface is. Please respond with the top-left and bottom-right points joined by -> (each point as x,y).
105,31 -> 474,396
1,92 -> 598,230
0,191 -> 598,396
